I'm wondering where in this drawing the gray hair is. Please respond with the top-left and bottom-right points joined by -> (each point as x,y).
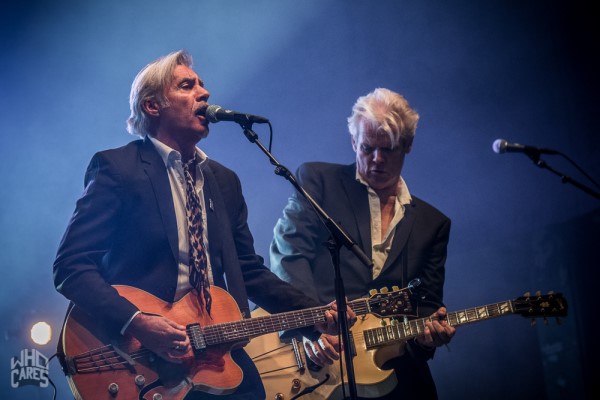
126,50 -> 193,137
347,88 -> 419,149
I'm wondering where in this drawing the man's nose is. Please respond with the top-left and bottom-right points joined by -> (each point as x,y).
372,148 -> 385,163
196,86 -> 210,101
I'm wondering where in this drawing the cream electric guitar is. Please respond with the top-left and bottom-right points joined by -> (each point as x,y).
246,311 -> 398,400
245,291 -> 568,400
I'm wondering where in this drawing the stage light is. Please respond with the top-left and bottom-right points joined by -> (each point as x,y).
31,322 -> 52,345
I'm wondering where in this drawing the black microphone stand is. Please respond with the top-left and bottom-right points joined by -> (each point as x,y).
525,151 -> 600,200
237,121 -> 372,400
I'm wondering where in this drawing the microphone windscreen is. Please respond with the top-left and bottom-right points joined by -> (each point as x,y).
205,104 -> 222,123
492,139 -> 506,154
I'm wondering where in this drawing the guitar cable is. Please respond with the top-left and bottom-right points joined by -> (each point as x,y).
43,352 -> 59,400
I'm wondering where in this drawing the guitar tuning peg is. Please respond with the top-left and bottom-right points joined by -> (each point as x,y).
523,291 -> 531,297
369,289 -> 378,296
390,318 -> 398,326
548,290 -> 555,295
380,287 -> 389,294
392,285 -> 400,292
380,319 -> 387,326
536,290 -> 542,297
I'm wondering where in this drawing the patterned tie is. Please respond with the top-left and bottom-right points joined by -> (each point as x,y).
183,156 -> 212,315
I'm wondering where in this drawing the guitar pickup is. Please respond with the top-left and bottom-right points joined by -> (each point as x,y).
187,323 -> 206,356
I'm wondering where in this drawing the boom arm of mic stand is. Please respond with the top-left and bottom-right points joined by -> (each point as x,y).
240,125 -> 373,267
239,124 -> 371,399
526,153 -> 600,200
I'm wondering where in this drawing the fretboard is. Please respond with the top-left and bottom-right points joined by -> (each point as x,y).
363,300 -> 515,349
201,297 -> 373,346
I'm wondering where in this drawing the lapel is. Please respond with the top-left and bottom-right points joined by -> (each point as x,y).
340,164 -> 372,260
198,162 -> 228,290
199,165 -> 219,264
139,138 -> 179,263
382,200 -> 416,271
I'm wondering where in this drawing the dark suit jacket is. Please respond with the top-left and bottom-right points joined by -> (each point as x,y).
270,162 -> 451,360
53,138 -> 320,334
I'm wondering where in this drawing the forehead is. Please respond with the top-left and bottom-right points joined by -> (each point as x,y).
172,64 -> 201,81
356,124 -> 393,147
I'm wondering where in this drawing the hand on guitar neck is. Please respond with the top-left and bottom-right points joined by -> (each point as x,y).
315,300 -> 359,337
412,306 -> 455,349
304,306 -> 456,368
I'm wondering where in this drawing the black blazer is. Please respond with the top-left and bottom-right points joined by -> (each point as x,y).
271,162 -> 451,320
54,138 -> 319,333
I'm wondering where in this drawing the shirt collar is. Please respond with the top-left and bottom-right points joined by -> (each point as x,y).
355,170 -> 412,206
148,136 -> 208,167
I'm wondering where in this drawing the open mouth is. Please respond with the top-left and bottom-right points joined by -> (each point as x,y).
195,105 -> 208,117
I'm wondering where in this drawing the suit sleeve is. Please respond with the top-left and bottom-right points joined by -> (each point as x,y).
53,153 -> 139,332
214,164 -> 322,319
407,209 -> 451,361
270,163 -> 330,302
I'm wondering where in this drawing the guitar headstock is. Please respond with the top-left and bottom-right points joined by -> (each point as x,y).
513,291 -> 568,325
367,286 -> 415,318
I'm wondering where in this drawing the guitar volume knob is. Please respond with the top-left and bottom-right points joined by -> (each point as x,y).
108,382 -> 119,395
135,375 -> 146,387
292,378 -> 301,391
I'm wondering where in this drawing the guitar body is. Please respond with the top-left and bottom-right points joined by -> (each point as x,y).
60,284 -> 413,399
246,308 -> 398,399
62,285 -> 245,400
247,292 -> 568,400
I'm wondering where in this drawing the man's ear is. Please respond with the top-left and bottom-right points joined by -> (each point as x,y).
142,99 -> 160,117
351,136 -> 358,152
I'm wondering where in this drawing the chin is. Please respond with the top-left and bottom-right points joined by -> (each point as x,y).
198,128 -> 209,140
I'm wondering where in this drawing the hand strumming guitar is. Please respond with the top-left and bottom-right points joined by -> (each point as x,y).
126,313 -> 191,363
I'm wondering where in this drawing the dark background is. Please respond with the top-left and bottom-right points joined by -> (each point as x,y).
1,1 -> 598,399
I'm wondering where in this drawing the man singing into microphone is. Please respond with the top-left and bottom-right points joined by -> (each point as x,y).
271,88 -> 455,399
53,50 -> 354,399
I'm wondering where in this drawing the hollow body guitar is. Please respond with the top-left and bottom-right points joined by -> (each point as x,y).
246,310 -> 396,400
60,285 -> 411,400
246,291 -> 568,400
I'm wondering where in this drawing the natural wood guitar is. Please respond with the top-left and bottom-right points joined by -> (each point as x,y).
245,291 -> 567,400
60,285 -> 412,400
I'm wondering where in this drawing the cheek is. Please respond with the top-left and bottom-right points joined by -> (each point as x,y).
356,155 -> 369,172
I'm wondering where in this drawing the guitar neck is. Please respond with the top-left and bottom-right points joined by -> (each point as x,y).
201,297 -> 371,346
364,299 -> 516,349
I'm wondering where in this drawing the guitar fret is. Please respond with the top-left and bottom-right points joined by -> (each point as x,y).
410,319 -> 424,337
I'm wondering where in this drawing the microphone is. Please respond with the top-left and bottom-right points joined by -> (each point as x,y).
205,104 -> 269,124
492,139 -> 558,156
